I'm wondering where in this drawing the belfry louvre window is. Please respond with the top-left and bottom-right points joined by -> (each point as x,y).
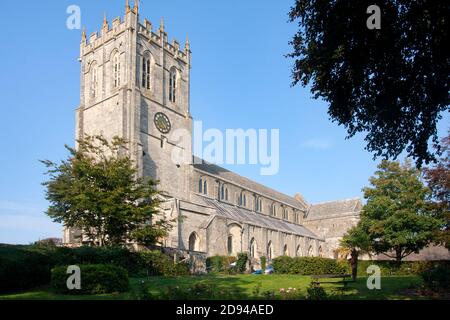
142,56 -> 151,89
91,66 -> 98,98
169,68 -> 177,103
113,54 -> 121,88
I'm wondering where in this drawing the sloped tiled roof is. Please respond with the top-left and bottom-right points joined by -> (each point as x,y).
193,157 -> 306,210
201,197 -> 322,240
306,198 -> 362,220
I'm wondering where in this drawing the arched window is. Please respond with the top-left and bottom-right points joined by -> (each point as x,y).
318,246 -> 323,258
189,232 -> 200,252
142,55 -> 151,90
90,64 -> 98,98
271,204 -> 276,217
254,196 -> 258,211
113,53 -> 121,88
169,67 -> 177,103
203,180 -> 208,195
283,208 -> 288,220
267,241 -> 273,260
308,245 -> 314,257
296,245 -> 302,257
239,192 -> 246,207
259,198 -> 262,212
198,178 -> 203,193
227,235 -> 233,255
250,238 -> 257,259
225,188 -> 229,201
283,244 -> 289,256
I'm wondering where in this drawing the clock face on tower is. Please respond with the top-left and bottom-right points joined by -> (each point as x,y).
154,112 -> 172,134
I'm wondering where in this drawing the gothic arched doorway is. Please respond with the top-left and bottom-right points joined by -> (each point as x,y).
188,232 -> 200,252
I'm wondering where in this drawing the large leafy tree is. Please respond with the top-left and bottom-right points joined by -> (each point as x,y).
355,160 -> 443,264
288,0 -> 449,166
42,135 -> 172,247
424,133 -> 450,249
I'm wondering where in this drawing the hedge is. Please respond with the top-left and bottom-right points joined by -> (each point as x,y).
272,256 -> 349,275
355,260 -> 450,276
420,262 -> 450,291
206,256 -> 237,273
0,245 -> 191,293
0,245 -> 54,292
51,264 -> 129,294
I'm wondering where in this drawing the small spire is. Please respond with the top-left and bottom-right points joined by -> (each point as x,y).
133,0 -> 140,14
125,0 -> 131,13
185,34 -> 190,51
81,27 -> 87,43
159,17 -> 165,33
103,13 -> 108,29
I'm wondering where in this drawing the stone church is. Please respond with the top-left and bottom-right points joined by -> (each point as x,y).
63,1 -> 362,265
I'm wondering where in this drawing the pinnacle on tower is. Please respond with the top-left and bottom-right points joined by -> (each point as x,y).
102,13 -> 108,29
185,34 -> 190,52
125,0 -> 131,13
81,27 -> 87,44
159,17 -> 165,33
133,0 -> 140,14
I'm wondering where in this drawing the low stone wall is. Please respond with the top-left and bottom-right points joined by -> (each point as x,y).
160,247 -> 207,275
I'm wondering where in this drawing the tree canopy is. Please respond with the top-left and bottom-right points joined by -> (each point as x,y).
345,160 -> 443,263
288,0 -> 449,166
424,132 -> 450,249
42,135 -> 171,247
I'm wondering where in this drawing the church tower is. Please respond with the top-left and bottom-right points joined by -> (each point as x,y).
75,1 -> 193,202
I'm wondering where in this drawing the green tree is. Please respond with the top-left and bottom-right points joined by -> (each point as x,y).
356,160 -> 443,264
42,135 -> 172,247
424,133 -> 450,249
288,0 -> 449,166
340,226 -> 372,280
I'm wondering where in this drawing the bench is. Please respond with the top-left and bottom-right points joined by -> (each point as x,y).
311,274 -> 353,289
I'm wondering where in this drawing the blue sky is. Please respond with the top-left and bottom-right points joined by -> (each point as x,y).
0,0 -> 448,244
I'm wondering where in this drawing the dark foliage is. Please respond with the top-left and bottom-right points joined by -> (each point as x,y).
288,0 -> 449,166
51,264 -> 129,294
272,256 -> 349,275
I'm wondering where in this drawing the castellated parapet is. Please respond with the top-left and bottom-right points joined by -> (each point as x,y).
80,10 -> 190,65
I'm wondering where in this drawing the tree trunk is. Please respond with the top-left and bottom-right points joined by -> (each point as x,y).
350,249 -> 358,281
395,248 -> 403,268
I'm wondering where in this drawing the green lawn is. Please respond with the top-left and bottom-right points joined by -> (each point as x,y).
0,274 -> 427,300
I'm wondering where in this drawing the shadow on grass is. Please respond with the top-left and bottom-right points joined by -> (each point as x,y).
0,275 -> 429,300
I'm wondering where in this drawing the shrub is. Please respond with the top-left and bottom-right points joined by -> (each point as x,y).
272,256 -> 348,275
260,256 -> 267,271
137,250 -> 190,277
421,262 -> 450,291
272,256 -> 293,274
235,253 -> 248,273
306,282 -> 328,300
51,264 -> 129,294
206,256 -> 237,273
0,245 -> 54,293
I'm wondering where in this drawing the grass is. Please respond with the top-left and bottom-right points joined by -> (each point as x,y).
0,274 -> 427,300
